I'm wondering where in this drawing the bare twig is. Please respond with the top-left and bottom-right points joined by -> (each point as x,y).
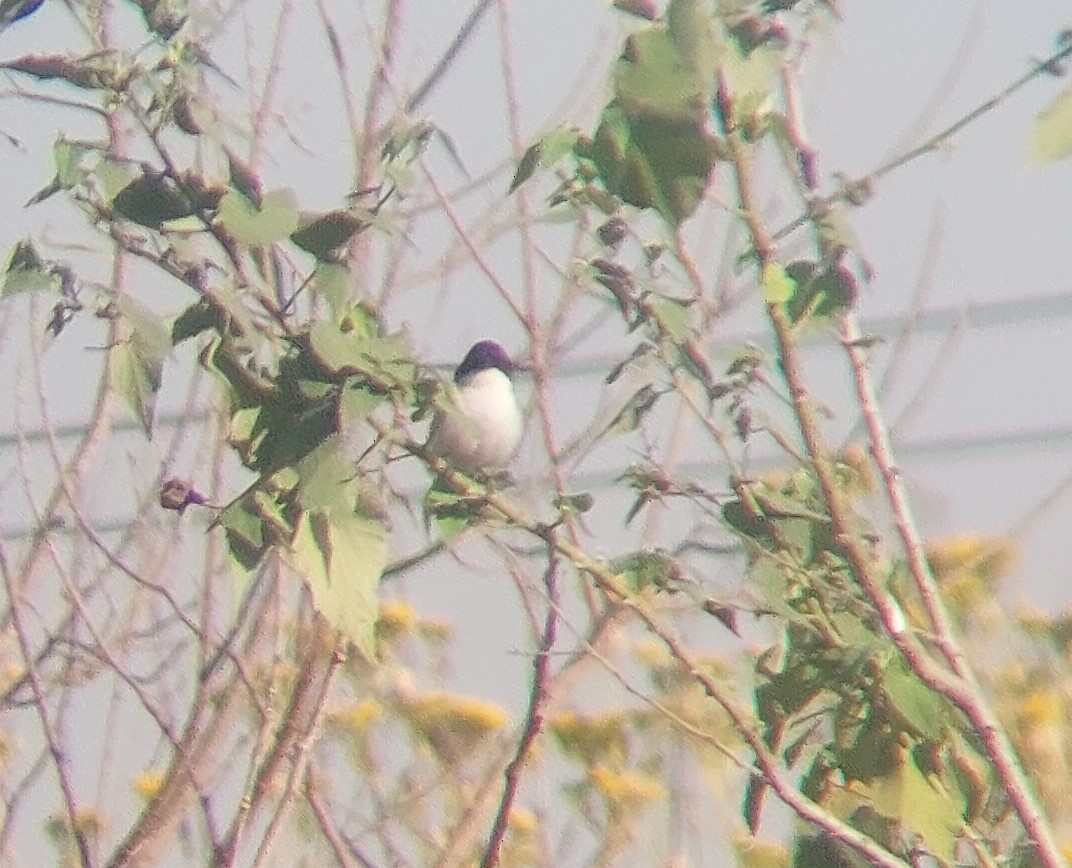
481,539 -> 560,867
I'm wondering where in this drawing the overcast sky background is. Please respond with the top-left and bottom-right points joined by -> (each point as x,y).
0,0 -> 1070,862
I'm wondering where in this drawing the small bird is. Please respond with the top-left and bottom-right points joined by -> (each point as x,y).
425,340 -> 522,475
0,0 -> 45,32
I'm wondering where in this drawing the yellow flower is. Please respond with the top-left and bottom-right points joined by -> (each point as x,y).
508,807 -> 538,836
329,698 -> 383,734
590,765 -> 665,808
549,711 -> 629,766
378,600 -> 419,638
133,770 -> 166,801
927,535 -> 1016,586
404,692 -> 509,761
1019,690 -> 1064,727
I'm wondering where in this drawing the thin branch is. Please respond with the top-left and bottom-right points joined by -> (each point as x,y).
773,41 -> 1072,244
405,0 -> 495,113
0,540 -> 93,868
718,66 -> 1065,868
481,539 -> 560,867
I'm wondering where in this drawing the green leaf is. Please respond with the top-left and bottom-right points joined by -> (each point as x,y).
784,261 -> 856,323
338,384 -> 386,446
509,127 -> 580,193
1,240 -> 62,297
216,188 -> 299,246
584,0 -> 722,225
306,321 -> 415,394
879,655 -> 955,740
603,383 -> 660,437
590,102 -> 719,226
761,262 -> 795,304
115,294 -> 171,359
26,138 -> 99,205
611,549 -> 679,593
509,142 -> 543,193
263,441 -> 387,659
110,339 -> 163,434
217,495 -> 270,571
554,491 -> 594,516
423,477 -> 487,541
171,299 -> 219,344
856,746 -> 964,863
109,295 -> 170,434
93,159 -> 140,202
615,13 -> 713,124
719,31 -> 782,132
666,0 -> 718,80
311,263 -> 353,322
112,174 -> 197,228
291,210 -> 370,260
1030,84 -> 1072,165
646,293 -> 692,340
291,507 -> 385,660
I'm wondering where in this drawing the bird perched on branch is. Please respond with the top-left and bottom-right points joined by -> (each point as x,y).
425,340 -> 522,476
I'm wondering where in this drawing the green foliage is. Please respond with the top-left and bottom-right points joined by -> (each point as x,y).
1030,85 -> 1072,164
725,465 -> 1008,862
583,0 -> 722,225
215,189 -> 299,246
106,294 -> 171,433
112,173 -> 199,228
2,2 -> 1068,865
204,307 -> 415,654
1,240 -> 63,297
761,262 -> 795,304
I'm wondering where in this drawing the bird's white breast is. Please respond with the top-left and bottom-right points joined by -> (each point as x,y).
428,368 -> 522,473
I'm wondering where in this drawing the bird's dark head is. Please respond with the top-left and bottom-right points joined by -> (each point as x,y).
455,340 -> 515,383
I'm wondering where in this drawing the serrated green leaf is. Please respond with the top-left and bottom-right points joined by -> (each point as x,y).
216,188 -> 299,246
761,262 -> 795,304
290,505 -> 386,660
1030,84 -> 1072,165
108,295 -> 169,433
